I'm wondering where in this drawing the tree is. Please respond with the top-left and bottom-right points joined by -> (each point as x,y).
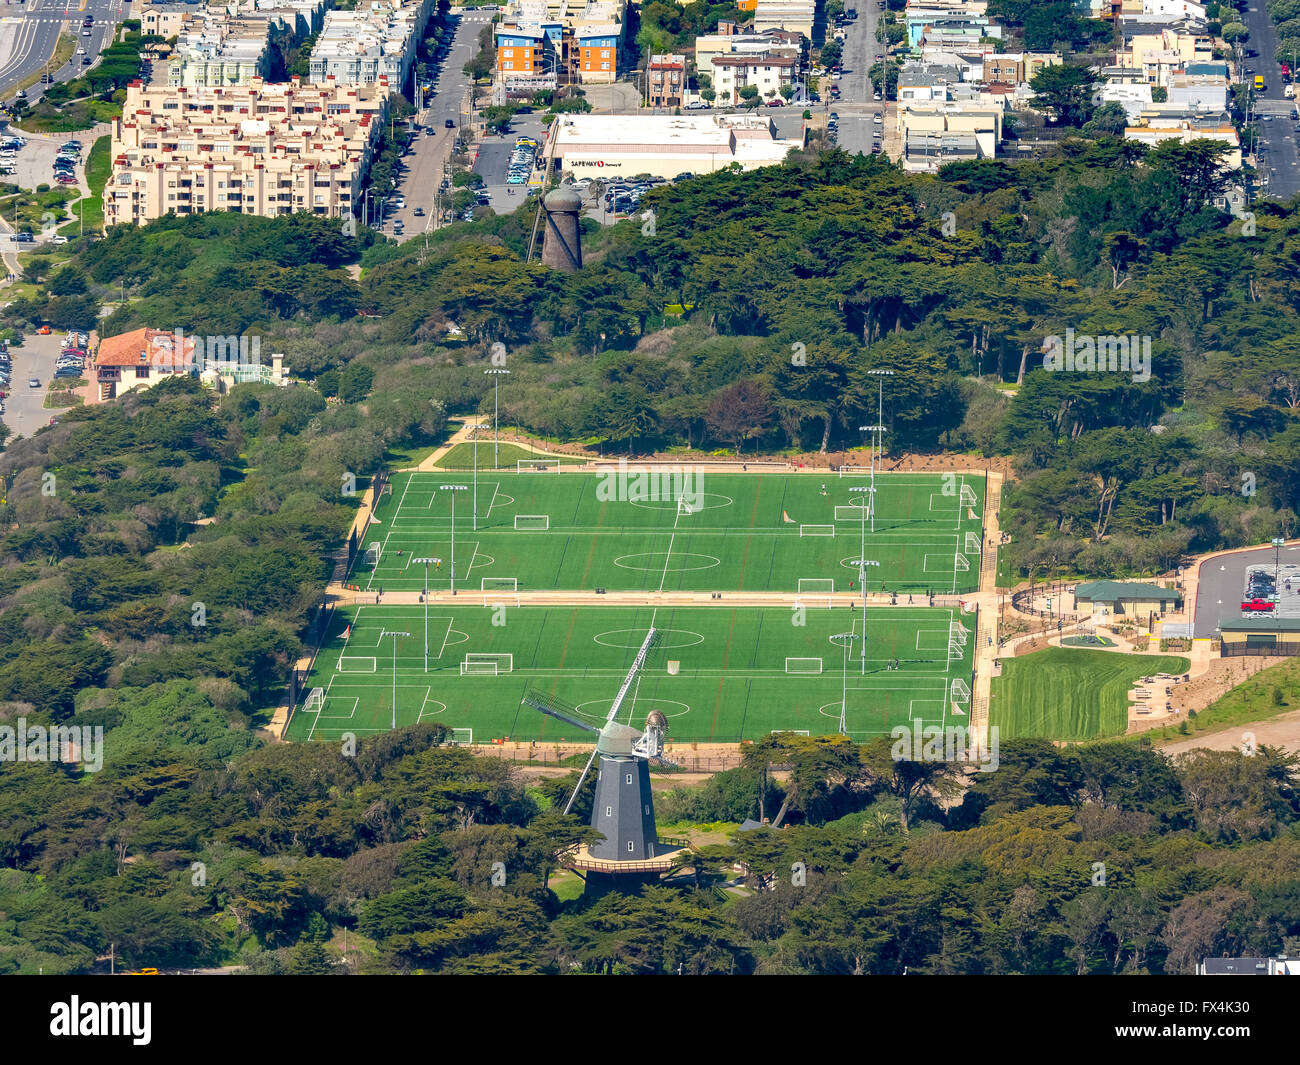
1082,101 -> 1129,138
860,738 -> 965,833
705,379 -> 774,453
1030,65 -> 1098,127
339,362 -> 375,403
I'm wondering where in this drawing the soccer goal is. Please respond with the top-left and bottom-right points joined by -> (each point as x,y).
785,657 -> 823,674
481,577 -> 518,591
517,460 -> 557,472
304,687 -> 325,711
797,578 -> 834,594
954,552 -> 970,572
959,484 -> 978,508
948,621 -> 969,658
800,525 -> 835,537
514,514 -> 549,530
449,727 -> 474,745
677,497 -> 695,517
771,729 -> 811,736
365,543 -> 381,565
339,656 -> 377,673
838,465 -> 873,477
965,532 -> 982,555
834,504 -> 870,522
950,678 -> 971,703
461,653 -> 513,675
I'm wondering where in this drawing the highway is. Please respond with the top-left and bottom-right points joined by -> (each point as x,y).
0,0 -> 129,105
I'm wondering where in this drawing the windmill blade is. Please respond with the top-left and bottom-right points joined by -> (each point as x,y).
607,627 -> 659,723
563,746 -> 600,815
521,685 -> 599,734
650,754 -> 679,770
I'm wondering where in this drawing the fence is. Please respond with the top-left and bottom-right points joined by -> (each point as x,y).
1220,640 -> 1300,658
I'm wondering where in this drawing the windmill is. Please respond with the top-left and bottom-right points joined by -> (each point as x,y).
522,628 -> 683,871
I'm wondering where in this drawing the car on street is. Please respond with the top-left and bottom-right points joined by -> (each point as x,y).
414,206 -> 425,216
29,378 -> 40,388
15,232 -> 34,243
445,118 -> 455,128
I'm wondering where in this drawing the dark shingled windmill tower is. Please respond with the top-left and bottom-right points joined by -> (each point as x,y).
523,629 -> 683,880
540,186 -> 583,273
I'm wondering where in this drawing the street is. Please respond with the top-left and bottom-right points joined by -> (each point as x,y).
1239,0 -> 1300,201
0,0 -> 129,104
830,2 -> 886,157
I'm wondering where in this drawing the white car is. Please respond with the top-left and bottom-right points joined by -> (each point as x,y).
50,235 -> 69,245
76,48 -> 86,56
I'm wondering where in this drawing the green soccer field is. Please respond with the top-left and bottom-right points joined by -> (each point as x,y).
288,604 -> 977,744
356,470 -> 985,595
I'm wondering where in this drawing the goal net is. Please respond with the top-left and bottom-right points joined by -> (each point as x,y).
800,525 -> 835,537
965,532 -> 982,555
305,687 -> 325,711
514,514 -> 549,530
461,653 -> 513,675
449,727 -> 474,745
948,621 -> 969,658
838,465 -> 873,477
785,657 -> 823,674
797,578 -> 834,594
365,543 -> 381,565
954,552 -> 970,572
771,729 -> 810,736
517,460 -> 557,472
677,497 -> 695,516
960,484 -> 977,508
339,656 -> 377,673
950,678 -> 971,703
481,577 -> 518,591
834,504 -> 870,522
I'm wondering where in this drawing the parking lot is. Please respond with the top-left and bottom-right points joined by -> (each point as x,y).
0,329 -> 83,441
1194,542 -> 1300,635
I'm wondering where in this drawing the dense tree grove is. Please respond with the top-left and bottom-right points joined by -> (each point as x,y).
0,727 -> 1296,974
2,130 -> 1300,972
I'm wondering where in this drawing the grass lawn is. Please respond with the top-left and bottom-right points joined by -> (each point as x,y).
289,603 -> 976,744
434,441 -> 586,469
359,470 -> 985,594
990,647 -> 1191,741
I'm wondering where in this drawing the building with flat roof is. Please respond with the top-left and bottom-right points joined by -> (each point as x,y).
896,100 -> 1003,170
648,54 -> 686,108
106,76 -> 387,226
711,51 -> 800,106
551,113 -> 801,180
167,13 -> 279,86
140,0 -> 206,40
308,0 -> 434,88
752,0 -> 815,39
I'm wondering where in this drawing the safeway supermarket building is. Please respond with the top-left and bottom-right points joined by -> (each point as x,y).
549,113 -> 803,180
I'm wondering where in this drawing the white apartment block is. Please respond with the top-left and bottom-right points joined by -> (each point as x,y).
106,77 -> 387,226
711,52 -> 800,105
308,0 -> 435,88
139,1 -> 206,40
168,15 -> 277,87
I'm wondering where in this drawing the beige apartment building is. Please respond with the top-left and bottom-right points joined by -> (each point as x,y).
106,76 -> 387,226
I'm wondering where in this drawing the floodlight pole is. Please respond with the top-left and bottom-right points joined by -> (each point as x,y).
380,630 -> 410,729
853,559 -> 880,674
473,421 -> 478,531
860,423 -> 887,533
440,485 -> 468,593
1273,538 -> 1285,591
412,558 -> 437,670
835,632 -> 857,736
485,368 -> 510,466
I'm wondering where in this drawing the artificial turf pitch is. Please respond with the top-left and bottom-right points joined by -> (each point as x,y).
358,470 -> 985,595
289,604 -> 977,744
